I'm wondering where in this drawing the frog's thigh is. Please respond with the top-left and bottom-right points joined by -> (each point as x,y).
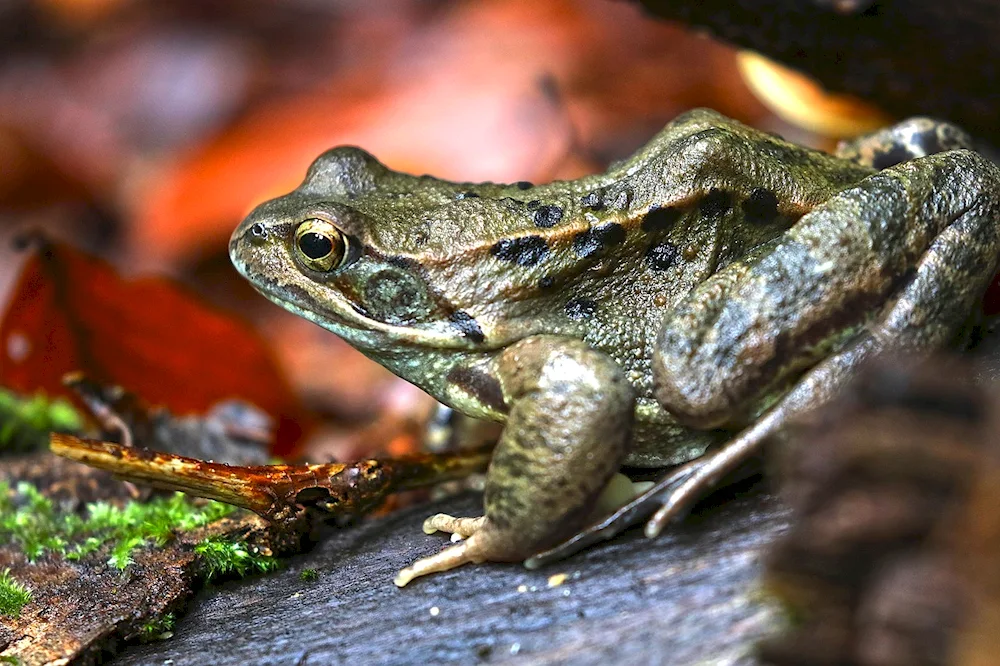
394,336 -> 634,587
653,149 -> 1000,430
643,186 -> 1000,536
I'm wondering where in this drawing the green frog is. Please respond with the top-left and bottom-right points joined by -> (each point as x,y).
228,109 -> 1000,586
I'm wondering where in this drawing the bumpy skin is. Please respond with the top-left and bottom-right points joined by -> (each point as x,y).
229,109 -> 1000,585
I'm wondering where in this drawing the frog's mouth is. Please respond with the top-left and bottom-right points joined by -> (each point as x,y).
230,221 -> 538,353
244,268 -> 520,353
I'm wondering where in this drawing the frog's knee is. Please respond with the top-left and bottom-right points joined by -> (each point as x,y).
650,274 -> 755,430
652,345 -> 737,430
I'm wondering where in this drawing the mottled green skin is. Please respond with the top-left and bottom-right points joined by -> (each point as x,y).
230,109 -> 1000,567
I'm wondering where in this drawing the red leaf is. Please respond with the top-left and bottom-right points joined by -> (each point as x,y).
0,238 -> 308,454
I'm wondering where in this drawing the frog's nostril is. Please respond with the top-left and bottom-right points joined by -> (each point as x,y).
249,222 -> 268,243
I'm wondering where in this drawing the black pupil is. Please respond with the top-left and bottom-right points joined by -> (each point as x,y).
299,232 -> 334,260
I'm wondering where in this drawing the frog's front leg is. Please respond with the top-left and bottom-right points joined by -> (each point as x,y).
393,336 -> 634,586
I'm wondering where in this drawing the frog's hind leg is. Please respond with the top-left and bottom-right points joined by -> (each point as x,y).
642,178 -> 1000,530
531,149 -> 1000,567
394,336 -> 634,586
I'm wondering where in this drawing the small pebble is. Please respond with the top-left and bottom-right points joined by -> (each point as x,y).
547,573 -> 568,588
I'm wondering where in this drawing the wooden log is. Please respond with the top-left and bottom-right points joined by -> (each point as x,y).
633,0 -> 1000,144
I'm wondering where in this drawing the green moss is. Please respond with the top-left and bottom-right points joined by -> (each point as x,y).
0,569 -> 32,617
139,612 -> 176,642
0,390 -> 81,453
195,536 -> 278,580
299,568 -> 319,582
0,656 -> 24,665
0,481 -> 236,569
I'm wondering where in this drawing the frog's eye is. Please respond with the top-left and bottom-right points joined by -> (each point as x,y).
293,218 -> 350,272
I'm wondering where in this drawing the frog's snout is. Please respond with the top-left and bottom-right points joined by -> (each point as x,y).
228,231 -> 241,261
228,221 -> 259,276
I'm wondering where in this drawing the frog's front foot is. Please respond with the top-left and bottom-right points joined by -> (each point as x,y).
394,515 -> 498,587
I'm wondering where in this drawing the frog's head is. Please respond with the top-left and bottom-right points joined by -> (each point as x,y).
230,147 -> 536,360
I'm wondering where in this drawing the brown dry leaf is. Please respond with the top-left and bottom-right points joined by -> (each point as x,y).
0,237 -> 309,454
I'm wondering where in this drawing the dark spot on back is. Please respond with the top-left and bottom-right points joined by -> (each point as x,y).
386,255 -> 420,271
909,128 -> 946,155
446,366 -> 506,412
538,276 -> 555,289
872,145 -> 917,170
456,191 -> 480,200
741,188 -> 780,224
699,188 -> 732,217
491,235 -> 550,266
572,222 -> 626,259
533,204 -> 563,228
646,241 -> 678,270
527,200 -> 541,209
641,206 -> 682,233
581,191 -> 606,211
449,311 -> 485,343
565,297 -> 597,320
515,181 -> 533,190
607,188 -> 633,210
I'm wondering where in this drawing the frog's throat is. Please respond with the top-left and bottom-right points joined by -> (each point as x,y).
250,281 -> 514,353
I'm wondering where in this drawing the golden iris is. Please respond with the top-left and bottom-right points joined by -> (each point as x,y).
294,218 -> 348,272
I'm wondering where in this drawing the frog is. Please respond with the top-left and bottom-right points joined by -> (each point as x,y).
228,108 -> 1000,587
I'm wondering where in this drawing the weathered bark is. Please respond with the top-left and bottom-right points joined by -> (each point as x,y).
119,487 -> 788,666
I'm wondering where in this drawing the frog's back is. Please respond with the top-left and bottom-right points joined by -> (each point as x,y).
292,111 -> 873,451
334,112 -> 864,383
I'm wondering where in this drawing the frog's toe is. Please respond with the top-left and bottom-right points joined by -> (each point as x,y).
395,514 -> 533,586
421,513 -> 486,537
394,537 -> 487,587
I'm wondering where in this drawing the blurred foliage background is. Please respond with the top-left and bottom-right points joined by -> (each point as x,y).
0,0 -> 821,460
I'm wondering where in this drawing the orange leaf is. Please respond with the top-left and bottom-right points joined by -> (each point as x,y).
0,238 -> 308,454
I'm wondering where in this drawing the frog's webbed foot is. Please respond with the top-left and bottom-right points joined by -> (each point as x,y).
525,461 -> 701,568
